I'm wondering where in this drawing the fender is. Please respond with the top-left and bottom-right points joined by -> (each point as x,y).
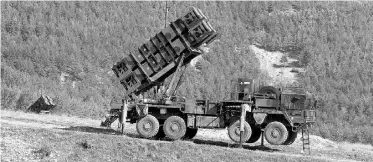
282,111 -> 294,127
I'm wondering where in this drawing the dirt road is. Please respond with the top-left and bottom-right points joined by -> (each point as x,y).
1,110 -> 372,162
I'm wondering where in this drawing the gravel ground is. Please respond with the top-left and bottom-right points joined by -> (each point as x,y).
1,110 -> 372,162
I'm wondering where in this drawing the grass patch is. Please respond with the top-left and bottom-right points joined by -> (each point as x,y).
0,123 -> 346,162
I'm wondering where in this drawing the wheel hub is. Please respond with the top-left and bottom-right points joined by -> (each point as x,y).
170,122 -> 180,132
143,122 -> 152,130
235,127 -> 241,136
270,128 -> 280,138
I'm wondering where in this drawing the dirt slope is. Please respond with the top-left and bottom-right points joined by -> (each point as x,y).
1,110 -> 372,162
250,45 -> 300,86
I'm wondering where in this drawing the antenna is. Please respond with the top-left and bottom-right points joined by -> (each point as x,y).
164,1 -> 170,28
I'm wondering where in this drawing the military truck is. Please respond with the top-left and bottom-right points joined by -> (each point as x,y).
102,7 -> 316,146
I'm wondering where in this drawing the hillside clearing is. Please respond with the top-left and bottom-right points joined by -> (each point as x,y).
250,45 -> 300,86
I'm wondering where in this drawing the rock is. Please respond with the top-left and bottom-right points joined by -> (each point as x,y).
27,95 -> 56,113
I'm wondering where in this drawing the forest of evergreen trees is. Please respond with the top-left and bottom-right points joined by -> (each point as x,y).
1,1 -> 373,145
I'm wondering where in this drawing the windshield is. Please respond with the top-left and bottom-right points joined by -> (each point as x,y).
282,94 -> 306,110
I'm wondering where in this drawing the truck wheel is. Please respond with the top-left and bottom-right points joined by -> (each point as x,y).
283,128 -> 298,145
183,128 -> 198,139
264,121 -> 288,145
136,115 -> 160,138
258,86 -> 280,99
247,125 -> 261,143
228,120 -> 252,143
163,116 -> 187,140
155,126 -> 166,139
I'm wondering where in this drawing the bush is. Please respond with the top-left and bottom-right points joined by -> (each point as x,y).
51,90 -> 106,119
1,87 -> 20,110
78,140 -> 93,149
15,92 -> 35,111
32,146 -> 52,159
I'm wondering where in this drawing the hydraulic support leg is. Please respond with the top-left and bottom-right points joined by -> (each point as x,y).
239,104 -> 247,148
119,99 -> 128,135
261,129 -> 264,146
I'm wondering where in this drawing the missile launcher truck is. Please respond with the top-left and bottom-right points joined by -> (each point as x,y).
102,7 -> 316,147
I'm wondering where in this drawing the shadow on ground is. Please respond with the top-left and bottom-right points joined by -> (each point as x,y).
60,126 -> 137,136
60,126 -> 279,152
192,139 -> 279,152
59,126 -> 168,140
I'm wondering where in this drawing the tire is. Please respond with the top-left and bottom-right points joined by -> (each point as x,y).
163,116 -> 187,140
247,125 -> 261,143
136,115 -> 160,138
264,121 -> 288,145
258,86 -> 280,99
155,126 -> 166,139
283,128 -> 298,145
227,119 -> 252,143
184,128 -> 198,139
